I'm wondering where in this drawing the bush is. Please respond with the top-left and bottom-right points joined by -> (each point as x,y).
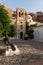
30,23 -> 37,27
0,30 -> 3,37
28,29 -> 34,39
8,25 -> 16,37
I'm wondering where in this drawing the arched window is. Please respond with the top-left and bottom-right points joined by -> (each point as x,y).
20,22 -> 22,24
22,13 -> 23,16
12,14 -> 16,17
19,12 -> 21,17
20,25 -> 23,29
20,32 -> 23,39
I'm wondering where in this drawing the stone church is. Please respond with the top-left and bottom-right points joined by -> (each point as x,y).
5,7 -> 36,39
4,4 -> 36,39
6,7 -> 27,39
10,8 -> 36,39
16,8 -> 26,39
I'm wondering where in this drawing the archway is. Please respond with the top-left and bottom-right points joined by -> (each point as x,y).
20,32 -> 23,39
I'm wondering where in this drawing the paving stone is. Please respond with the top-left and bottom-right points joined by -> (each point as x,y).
0,41 -> 43,65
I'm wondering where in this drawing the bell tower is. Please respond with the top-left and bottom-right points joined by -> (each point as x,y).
16,8 -> 26,39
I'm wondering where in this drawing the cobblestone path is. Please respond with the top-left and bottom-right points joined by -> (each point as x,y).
0,40 -> 43,65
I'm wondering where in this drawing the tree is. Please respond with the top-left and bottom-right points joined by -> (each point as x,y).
26,21 -> 34,39
0,4 -> 11,36
26,21 -> 29,34
8,25 -> 16,37
0,4 -> 16,37
27,28 -> 34,39
0,29 -> 3,37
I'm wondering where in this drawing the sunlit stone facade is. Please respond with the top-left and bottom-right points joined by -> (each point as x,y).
4,6 -> 36,39
7,8 -> 36,39
16,8 -> 26,39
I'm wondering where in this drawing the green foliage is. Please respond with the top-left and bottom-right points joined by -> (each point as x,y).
0,22 -> 3,30
30,23 -> 37,27
26,21 -> 29,34
0,4 -> 16,37
0,4 -> 11,36
0,30 -> 3,37
26,21 -> 34,39
8,25 -> 16,37
27,29 -> 34,39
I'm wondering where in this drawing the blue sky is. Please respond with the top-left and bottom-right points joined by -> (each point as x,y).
0,0 -> 43,12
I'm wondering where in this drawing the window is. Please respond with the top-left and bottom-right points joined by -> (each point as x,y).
20,22 -> 22,24
12,14 -> 16,17
20,25 -> 23,29
19,12 -> 21,17
22,13 -> 23,16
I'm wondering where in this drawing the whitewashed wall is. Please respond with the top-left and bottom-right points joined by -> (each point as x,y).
33,26 -> 43,42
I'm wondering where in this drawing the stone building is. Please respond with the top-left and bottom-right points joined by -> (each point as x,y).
5,7 -> 37,39
16,8 -> 26,39
6,8 -> 27,39
3,4 -> 37,39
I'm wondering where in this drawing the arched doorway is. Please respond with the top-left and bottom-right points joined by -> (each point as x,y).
20,32 -> 23,39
